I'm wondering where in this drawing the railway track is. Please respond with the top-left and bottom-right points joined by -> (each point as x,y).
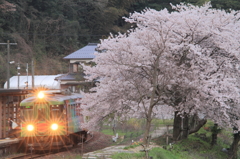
6,145 -> 80,159
6,131 -> 94,159
6,153 -> 53,159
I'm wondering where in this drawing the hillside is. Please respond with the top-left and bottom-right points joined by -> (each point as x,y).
0,0 -> 240,87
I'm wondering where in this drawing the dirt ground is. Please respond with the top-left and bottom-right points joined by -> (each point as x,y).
75,131 -> 113,154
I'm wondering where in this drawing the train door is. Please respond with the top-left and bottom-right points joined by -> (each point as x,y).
31,102 -> 49,137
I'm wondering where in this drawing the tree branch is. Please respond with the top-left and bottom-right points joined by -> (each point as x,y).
189,119 -> 207,134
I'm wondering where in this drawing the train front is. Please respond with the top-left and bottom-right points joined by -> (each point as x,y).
19,91 -> 67,151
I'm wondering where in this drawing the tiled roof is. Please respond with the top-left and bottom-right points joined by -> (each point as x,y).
55,73 -> 77,81
63,43 -> 98,60
55,73 -> 86,81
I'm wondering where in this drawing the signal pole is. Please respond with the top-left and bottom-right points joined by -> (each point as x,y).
0,40 -> 17,89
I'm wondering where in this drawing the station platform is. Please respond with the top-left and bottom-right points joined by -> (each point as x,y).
0,138 -> 21,157
0,138 -> 20,148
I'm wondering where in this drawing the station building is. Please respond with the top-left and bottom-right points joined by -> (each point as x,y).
57,43 -> 99,93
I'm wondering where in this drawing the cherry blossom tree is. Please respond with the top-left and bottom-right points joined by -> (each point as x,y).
82,2 -> 240,147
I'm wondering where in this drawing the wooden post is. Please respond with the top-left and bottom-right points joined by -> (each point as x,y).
16,96 -> 21,123
0,96 -> 2,138
2,96 -> 6,138
166,125 -> 169,145
7,97 -> 11,137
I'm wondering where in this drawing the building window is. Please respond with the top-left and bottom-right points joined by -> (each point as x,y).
73,63 -> 78,73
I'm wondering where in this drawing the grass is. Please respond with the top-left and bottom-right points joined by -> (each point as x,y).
101,129 -> 125,136
107,119 -> 234,159
111,134 -> 229,159
152,119 -> 174,127
100,118 -> 147,145
170,135 -> 228,159
112,152 -> 145,159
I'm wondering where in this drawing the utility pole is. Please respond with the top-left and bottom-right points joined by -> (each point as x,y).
32,59 -> 34,89
0,40 -> 17,89
26,63 -> 28,89
17,63 -> 20,89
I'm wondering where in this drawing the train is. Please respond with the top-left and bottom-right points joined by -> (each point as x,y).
17,90 -> 88,151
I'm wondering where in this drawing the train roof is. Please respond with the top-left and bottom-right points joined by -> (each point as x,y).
20,93 -> 83,106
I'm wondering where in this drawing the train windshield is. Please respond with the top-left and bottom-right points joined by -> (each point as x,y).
34,102 -> 49,122
51,109 -> 60,118
20,106 -> 34,121
50,105 -> 63,119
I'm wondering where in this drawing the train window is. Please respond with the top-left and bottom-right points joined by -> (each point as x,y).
71,105 -> 76,116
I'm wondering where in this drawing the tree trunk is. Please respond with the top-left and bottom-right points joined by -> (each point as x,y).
143,118 -> 152,147
182,114 -> 189,139
112,119 -> 116,135
189,115 -> 197,131
211,133 -> 218,146
173,112 -> 189,140
173,111 -> 182,141
211,124 -> 219,146
228,132 -> 240,159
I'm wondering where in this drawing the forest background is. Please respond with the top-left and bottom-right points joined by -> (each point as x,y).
0,0 -> 239,87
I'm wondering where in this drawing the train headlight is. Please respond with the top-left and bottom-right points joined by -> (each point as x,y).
27,124 -> 34,131
37,92 -> 44,99
51,123 -> 58,131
